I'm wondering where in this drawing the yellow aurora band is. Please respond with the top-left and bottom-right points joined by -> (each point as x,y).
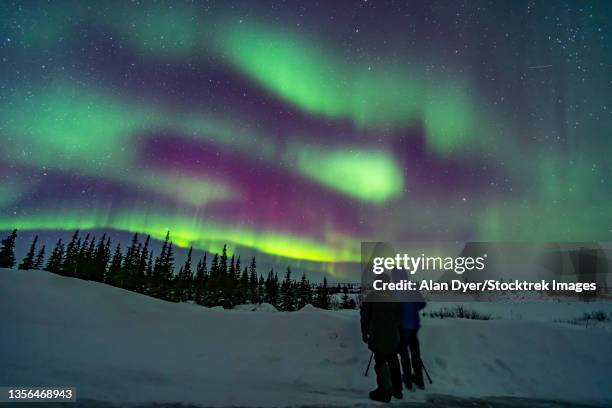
0,211 -> 360,263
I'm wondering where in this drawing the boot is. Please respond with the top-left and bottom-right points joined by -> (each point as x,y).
369,388 -> 391,403
413,376 -> 425,390
403,374 -> 413,391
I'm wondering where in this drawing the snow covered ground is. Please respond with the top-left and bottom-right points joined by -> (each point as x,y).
1,268 -> 612,407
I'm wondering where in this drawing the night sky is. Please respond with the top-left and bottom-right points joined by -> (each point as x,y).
1,1 -> 611,279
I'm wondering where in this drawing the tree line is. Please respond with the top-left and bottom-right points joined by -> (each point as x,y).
0,229 -> 357,310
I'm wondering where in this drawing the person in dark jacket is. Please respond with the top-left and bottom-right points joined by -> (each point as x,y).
360,273 -> 403,402
392,268 -> 426,389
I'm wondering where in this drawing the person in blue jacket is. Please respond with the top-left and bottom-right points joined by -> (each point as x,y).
391,268 -> 426,390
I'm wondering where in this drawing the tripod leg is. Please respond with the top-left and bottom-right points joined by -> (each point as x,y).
364,351 -> 374,376
422,361 -> 433,384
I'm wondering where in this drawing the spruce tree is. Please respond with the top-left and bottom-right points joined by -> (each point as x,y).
219,245 -> 228,277
341,285 -> 355,309
273,272 -> 280,307
218,245 -> 230,306
207,253 -> 220,305
322,277 -> 330,309
164,243 -> 175,278
196,253 -> 207,279
61,230 -> 80,276
152,231 -> 170,298
18,235 -> 38,270
138,235 -> 150,291
280,267 -> 295,311
45,239 -> 64,273
144,250 -> 153,293
194,252 -> 207,304
86,236 -> 97,259
235,266 -> 248,304
225,253 -> 236,305
121,233 -> 140,290
0,229 -> 18,268
248,257 -> 258,303
258,275 -> 265,304
297,272 -> 312,309
264,270 -> 272,304
75,233 -> 90,278
180,246 -> 194,301
174,266 -> 184,302
133,242 -> 143,289
91,235 -> 110,283
234,257 -> 241,282
153,233 -> 168,277
228,254 -> 235,283
315,277 -> 331,310
82,236 -> 97,279
106,244 -> 123,286
162,242 -> 175,300
33,245 -> 46,269
210,253 -> 219,280
265,270 -> 280,307
146,250 -> 153,277
266,269 -> 280,306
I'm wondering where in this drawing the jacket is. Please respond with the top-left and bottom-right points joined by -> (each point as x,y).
399,301 -> 426,330
360,292 -> 400,355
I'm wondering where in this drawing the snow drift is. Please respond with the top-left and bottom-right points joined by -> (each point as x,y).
1,268 -> 611,406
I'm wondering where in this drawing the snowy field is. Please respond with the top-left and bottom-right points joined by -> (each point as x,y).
1,268 -> 612,407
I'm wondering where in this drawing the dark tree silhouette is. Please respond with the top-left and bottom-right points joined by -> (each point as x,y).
314,277 -> 331,310
341,285 -> 356,309
248,256 -> 258,303
61,230 -> 80,277
194,252 -> 207,304
119,233 -> 141,290
177,246 -> 193,301
3,227 -> 342,312
280,267 -> 295,311
151,231 -> 171,298
138,235 -> 151,291
45,239 -> 64,273
106,244 -> 123,286
18,235 -> 38,270
33,245 -> 46,269
297,272 -> 312,309
91,235 -> 111,283
0,229 -> 18,268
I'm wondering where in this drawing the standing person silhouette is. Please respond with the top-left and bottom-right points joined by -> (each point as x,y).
360,273 -> 403,402
392,268 -> 427,390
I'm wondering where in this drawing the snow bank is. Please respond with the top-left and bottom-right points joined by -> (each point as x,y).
233,302 -> 278,312
1,268 -> 611,406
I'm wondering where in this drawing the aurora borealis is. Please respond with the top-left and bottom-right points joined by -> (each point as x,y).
1,1 -> 611,278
